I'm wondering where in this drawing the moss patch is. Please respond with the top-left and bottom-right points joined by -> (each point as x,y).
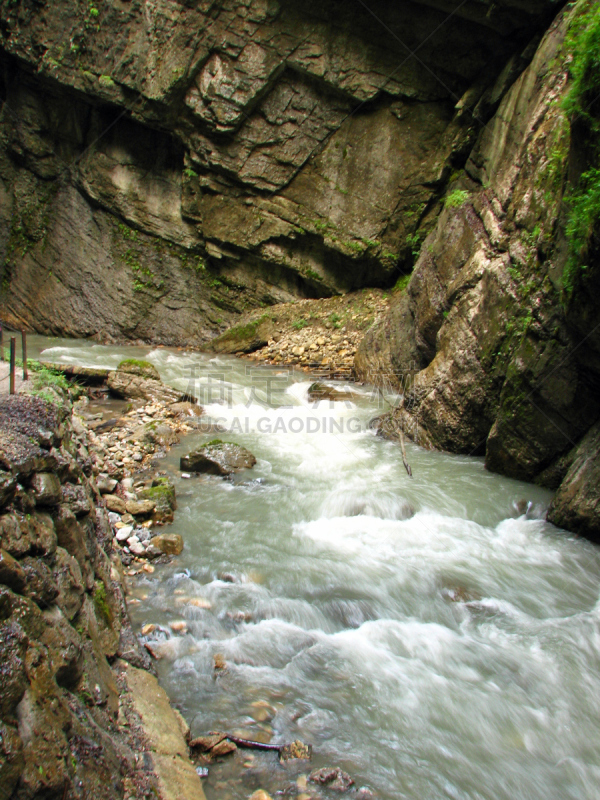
117,359 -> 160,380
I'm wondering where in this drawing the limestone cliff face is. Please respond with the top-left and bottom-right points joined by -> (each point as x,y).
356,7 -> 600,539
0,0 -> 558,343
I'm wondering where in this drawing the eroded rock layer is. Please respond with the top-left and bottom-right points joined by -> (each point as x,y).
0,0 -> 558,343
356,7 -> 600,539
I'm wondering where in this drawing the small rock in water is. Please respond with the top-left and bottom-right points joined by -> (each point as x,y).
214,653 -> 227,671
149,533 -> 184,555
309,767 -> 354,791
170,620 -> 187,633
181,472 -> 192,479
355,788 -> 376,799
190,733 -> 227,751
211,739 -> 237,756
141,624 -> 156,635
442,586 -> 480,603
280,740 -> 312,762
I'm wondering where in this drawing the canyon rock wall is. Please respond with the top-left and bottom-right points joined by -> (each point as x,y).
356,7 -> 600,539
0,0 -> 558,343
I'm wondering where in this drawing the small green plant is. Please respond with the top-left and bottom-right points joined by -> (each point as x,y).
563,167 -> 600,292
118,222 -> 138,241
405,232 -> 424,259
561,0 -> 600,294
345,240 -> 364,254
393,274 -> 411,292
328,312 -> 342,328
183,167 -> 197,179
304,269 -> 321,281
291,319 -> 309,330
99,75 -> 114,88
444,189 -> 470,208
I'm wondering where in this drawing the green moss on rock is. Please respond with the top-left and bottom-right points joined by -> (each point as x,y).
116,359 -> 160,381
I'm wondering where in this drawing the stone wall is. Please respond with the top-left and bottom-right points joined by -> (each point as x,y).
0,393 -> 204,799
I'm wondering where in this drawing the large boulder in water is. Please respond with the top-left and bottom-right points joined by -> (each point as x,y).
180,441 -> 256,476
107,371 -> 185,404
117,359 -> 160,381
547,421 -> 600,541
308,382 -> 361,402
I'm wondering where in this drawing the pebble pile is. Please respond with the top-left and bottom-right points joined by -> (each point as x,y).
75,396 -> 203,568
244,291 -> 389,375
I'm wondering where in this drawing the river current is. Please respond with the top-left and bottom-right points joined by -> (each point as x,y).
27,334 -> 600,800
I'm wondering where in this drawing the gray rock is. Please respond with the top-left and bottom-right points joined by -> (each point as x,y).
104,495 -> 127,514
180,442 -> 256,476
97,477 -> 118,494
0,548 -> 26,592
128,541 -> 146,557
31,473 -> 61,506
548,422 -> 600,541
116,526 -> 134,542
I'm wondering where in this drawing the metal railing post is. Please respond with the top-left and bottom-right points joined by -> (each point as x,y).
21,330 -> 27,381
9,337 -> 15,394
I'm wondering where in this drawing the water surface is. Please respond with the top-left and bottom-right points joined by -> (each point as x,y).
33,334 -> 600,800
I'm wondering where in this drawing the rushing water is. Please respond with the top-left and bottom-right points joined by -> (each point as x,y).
30,333 -> 600,800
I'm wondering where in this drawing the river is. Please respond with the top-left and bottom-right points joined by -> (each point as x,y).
26,333 -> 600,800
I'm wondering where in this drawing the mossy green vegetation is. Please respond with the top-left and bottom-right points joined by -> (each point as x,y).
444,189 -> 470,208
117,359 -> 159,380
393,274 -> 411,293
562,0 -> 600,294
93,580 -> 113,626
22,360 -> 72,402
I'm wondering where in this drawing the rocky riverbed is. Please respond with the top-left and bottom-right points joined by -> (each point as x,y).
0,387 -> 207,800
202,290 -> 390,378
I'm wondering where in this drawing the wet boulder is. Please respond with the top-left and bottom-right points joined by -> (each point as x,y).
180,441 -> 256,476
0,471 -> 17,509
20,556 -> 59,607
116,359 -> 161,381
53,547 -> 85,620
309,767 -> 355,792
148,533 -> 184,556
107,371 -> 184,404
308,382 -> 361,403
31,472 -> 62,506
548,421 -> 600,541
138,477 -> 177,524
0,549 -> 26,593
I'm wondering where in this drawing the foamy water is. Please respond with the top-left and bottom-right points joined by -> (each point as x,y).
31,333 -> 600,800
